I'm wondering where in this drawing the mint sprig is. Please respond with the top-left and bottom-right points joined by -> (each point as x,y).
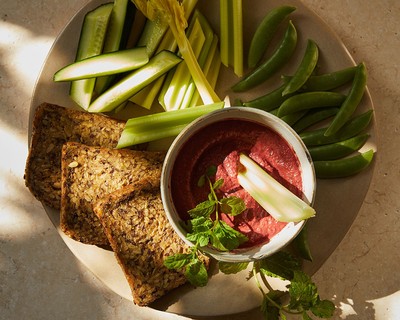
219,251 -> 335,319
164,167 -> 248,286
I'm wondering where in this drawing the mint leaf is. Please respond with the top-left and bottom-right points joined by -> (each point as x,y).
302,312 -> 312,320
185,258 -> 209,287
164,253 -> 192,269
260,251 -> 301,281
186,232 -> 210,247
197,166 -> 217,187
213,178 -> 224,190
310,299 -> 335,318
189,216 -> 213,229
220,196 -> 246,216
211,220 -> 248,251
186,217 -> 213,247
218,261 -> 249,274
206,165 -> 217,177
197,174 -> 206,187
288,270 -> 319,311
187,200 -> 216,218
260,295 -> 280,320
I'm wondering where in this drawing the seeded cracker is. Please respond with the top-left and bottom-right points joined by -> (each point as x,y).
93,182 -> 209,306
60,142 -> 165,246
24,102 -> 126,209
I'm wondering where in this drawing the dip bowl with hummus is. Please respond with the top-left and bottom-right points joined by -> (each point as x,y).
161,107 -> 316,262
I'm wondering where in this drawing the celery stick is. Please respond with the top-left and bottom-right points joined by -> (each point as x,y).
157,67 -> 175,110
180,10 -> 215,109
130,0 -> 198,109
124,102 -> 223,132
118,124 -> 188,147
219,0 -> 230,67
159,18 -> 205,111
116,102 -> 224,148
232,0 -> 243,77
219,0 -> 243,76
207,48 -> 222,90
131,1 -> 199,110
237,154 -> 315,222
188,34 -> 219,108
132,0 -> 220,105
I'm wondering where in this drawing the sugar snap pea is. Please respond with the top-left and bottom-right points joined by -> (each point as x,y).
300,109 -> 373,147
248,5 -> 296,68
282,39 -> 319,96
243,83 -> 290,111
277,91 -> 346,117
280,110 -> 307,126
268,107 -> 305,126
232,20 -> 297,92
281,65 -> 357,92
293,107 -> 339,133
324,62 -> 367,136
300,66 -> 357,91
308,133 -> 370,161
314,149 -> 374,179
269,107 -> 279,116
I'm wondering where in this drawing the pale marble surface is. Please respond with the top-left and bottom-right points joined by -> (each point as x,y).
1,0 -> 399,319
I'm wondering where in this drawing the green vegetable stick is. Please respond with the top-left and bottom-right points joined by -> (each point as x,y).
131,0 -> 221,104
238,154 -> 315,222
116,102 -> 224,148
160,18 -> 206,111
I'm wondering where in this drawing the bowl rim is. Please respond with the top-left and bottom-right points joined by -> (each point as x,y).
160,106 -> 316,262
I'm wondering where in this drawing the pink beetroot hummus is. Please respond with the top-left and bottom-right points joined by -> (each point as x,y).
171,119 -> 303,248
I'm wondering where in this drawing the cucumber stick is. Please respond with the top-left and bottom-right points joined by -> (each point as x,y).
103,0 -> 130,52
54,47 -> 149,81
94,0 -> 132,94
88,50 -> 182,113
135,0 -> 199,57
137,18 -> 168,57
70,3 -> 113,109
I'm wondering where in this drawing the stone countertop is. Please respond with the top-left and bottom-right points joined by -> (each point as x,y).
0,0 -> 399,319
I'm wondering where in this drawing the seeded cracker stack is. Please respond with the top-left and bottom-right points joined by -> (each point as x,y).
93,182 -> 209,306
24,102 -> 126,209
60,142 -> 165,246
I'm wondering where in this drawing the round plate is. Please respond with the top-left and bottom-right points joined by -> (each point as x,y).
30,0 -> 377,318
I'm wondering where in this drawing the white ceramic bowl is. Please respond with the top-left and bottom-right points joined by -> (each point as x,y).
160,107 -> 316,263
